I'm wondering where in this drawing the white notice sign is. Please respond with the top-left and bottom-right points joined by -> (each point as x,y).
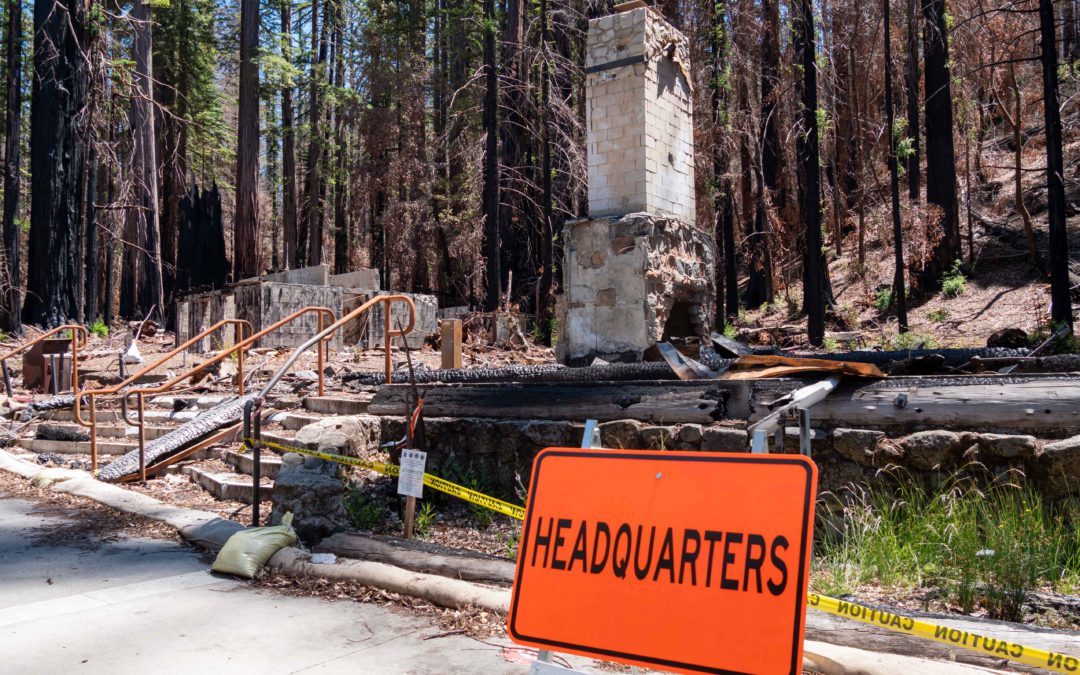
397,449 -> 426,498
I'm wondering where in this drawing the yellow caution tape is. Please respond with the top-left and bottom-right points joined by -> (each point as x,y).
810,593 -> 1080,674
244,438 -> 526,521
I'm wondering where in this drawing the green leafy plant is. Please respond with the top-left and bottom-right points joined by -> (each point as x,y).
502,528 -> 521,559
90,318 -> 109,338
822,337 -> 841,353
927,307 -> 949,323
722,323 -> 737,340
942,259 -> 967,297
890,331 -> 940,350
414,501 -> 436,538
874,288 -> 894,312
344,485 -> 383,531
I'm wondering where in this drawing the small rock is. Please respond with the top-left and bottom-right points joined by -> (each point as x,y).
987,328 -> 1028,349
598,420 -> 643,449
640,426 -> 678,450
679,424 -> 703,445
901,430 -> 962,470
832,429 -> 886,467
270,455 -> 348,543
977,433 -> 1038,461
295,416 -> 381,455
701,427 -> 747,452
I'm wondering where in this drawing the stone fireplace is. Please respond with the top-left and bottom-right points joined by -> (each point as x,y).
556,4 -> 714,364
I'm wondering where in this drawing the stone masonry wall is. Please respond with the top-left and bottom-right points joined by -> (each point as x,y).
586,7 -> 694,223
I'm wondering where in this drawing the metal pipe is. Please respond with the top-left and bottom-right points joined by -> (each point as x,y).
384,302 -> 393,384
251,398 -> 263,526
138,392 -> 146,482
317,313 -> 325,397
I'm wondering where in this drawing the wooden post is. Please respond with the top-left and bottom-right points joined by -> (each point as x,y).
441,319 -> 462,370
404,496 -> 416,540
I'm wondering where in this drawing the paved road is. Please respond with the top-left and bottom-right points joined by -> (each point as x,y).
0,495 -> 580,675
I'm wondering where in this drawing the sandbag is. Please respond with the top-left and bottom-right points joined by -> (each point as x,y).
30,468 -> 88,488
211,512 -> 297,578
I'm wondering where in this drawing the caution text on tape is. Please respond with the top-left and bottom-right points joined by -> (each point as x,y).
246,438 -> 526,521
810,593 -> 1080,674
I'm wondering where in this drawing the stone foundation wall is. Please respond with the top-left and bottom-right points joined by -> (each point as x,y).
294,414 -> 1080,504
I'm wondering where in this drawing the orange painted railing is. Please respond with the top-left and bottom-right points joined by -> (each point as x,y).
0,324 -> 89,394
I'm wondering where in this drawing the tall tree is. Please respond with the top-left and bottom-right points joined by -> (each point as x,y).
130,0 -> 163,316
304,0 -> 327,266
712,0 -> 737,327
24,0 -> 90,326
885,0 -> 909,331
904,0 -> 920,201
796,0 -> 824,345
1040,0 -> 1074,331
234,0 -> 262,280
481,0 -> 500,310
921,0 -> 960,285
1,0 -> 22,333
281,0 -> 299,269
537,0 -> 555,342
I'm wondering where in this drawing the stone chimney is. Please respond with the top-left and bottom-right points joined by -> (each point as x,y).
556,4 -> 714,365
586,5 -> 695,223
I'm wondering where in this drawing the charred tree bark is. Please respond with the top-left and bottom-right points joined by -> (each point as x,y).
281,0 -> 298,269
537,0 -> 554,344
234,0 -> 262,281
905,0 -> 920,201
797,0 -> 824,346
1041,0 -> 1074,331
885,0 -> 909,332
712,0 -> 735,328
304,0 -> 327,267
920,0 -> 960,286
24,0 -> 89,326
1,0 -> 22,334
332,0 -> 348,275
481,0 -> 500,311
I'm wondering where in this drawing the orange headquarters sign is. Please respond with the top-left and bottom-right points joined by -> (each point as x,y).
508,449 -> 818,675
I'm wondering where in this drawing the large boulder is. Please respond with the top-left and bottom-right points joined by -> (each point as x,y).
269,453 -> 349,543
977,433 -> 1038,461
294,415 -> 380,456
702,427 -> 747,452
1036,435 -> 1080,499
901,431 -> 962,470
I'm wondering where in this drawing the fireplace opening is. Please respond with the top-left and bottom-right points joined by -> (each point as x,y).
662,301 -> 696,340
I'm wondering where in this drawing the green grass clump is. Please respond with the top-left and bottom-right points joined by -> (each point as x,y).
942,259 -> 967,297
722,323 -> 737,340
927,307 -> 949,323
889,332 -> 940,350
344,485 -> 383,531
814,471 -> 1080,621
822,337 -> 841,353
874,288 -> 894,312
90,318 -> 109,338
414,501 -> 436,538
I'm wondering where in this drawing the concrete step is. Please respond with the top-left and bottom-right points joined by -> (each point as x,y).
303,396 -> 371,415
258,431 -> 315,452
29,422 -> 173,441
182,466 -> 272,503
43,409 -> 201,424
15,438 -> 137,455
222,450 -> 283,480
147,394 -> 236,410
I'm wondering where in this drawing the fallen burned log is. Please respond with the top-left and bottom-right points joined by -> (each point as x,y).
805,601 -> 1080,674
97,394 -> 256,481
35,423 -> 89,442
319,532 -> 516,586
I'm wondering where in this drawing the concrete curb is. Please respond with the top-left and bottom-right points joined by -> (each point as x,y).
0,449 -> 510,615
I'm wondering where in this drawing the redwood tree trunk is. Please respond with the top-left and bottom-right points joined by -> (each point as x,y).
921,0 -> 960,286
1041,0 -> 1074,331
304,0 -> 326,267
797,0 -> 824,345
281,0 -> 298,269
234,0 -> 262,281
130,0 -> 163,317
1,0 -> 22,333
905,0 -> 920,201
885,0 -> 909,331
24,0 -> 89,326
481,0 -> 500,310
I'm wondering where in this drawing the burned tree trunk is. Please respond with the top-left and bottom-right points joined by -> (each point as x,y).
24,0 -> 90,327
0,0 -> 22,334
177,184 -> 229,292
797,0 -> 824,346
905,0 -> 920,201
481,0 -> 500,311
281,0 -> 298,269
885,0 -> 909,331
1041,0 -> 1074,331
130,0 -> 163,317
304,0 -> 326,267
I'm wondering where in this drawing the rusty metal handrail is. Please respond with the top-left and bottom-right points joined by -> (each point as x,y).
246,294 -> 415,525
74,318 -> 253,473
0,324 -> 89,395
118,306 -> 337,481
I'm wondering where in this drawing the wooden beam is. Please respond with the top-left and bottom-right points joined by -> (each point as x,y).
440,319 -> 462,370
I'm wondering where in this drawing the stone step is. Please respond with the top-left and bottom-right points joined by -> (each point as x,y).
258,431 -> 313,452
303,396 -> 371,415
182,466 -> 273,503
44,409 -> 201,424
222,449 -> 283,480
29,422 -> 173,441
147,394 -> 237,410
15,438 -> 137,455
275,412 -> 324,431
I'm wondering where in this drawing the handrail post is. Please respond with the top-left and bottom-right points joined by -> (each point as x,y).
137,392 -> 147,482
236,322 -> 245,396
89,395 -> 98,473
384,299 -> 393,384
317,312 -> 325,397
